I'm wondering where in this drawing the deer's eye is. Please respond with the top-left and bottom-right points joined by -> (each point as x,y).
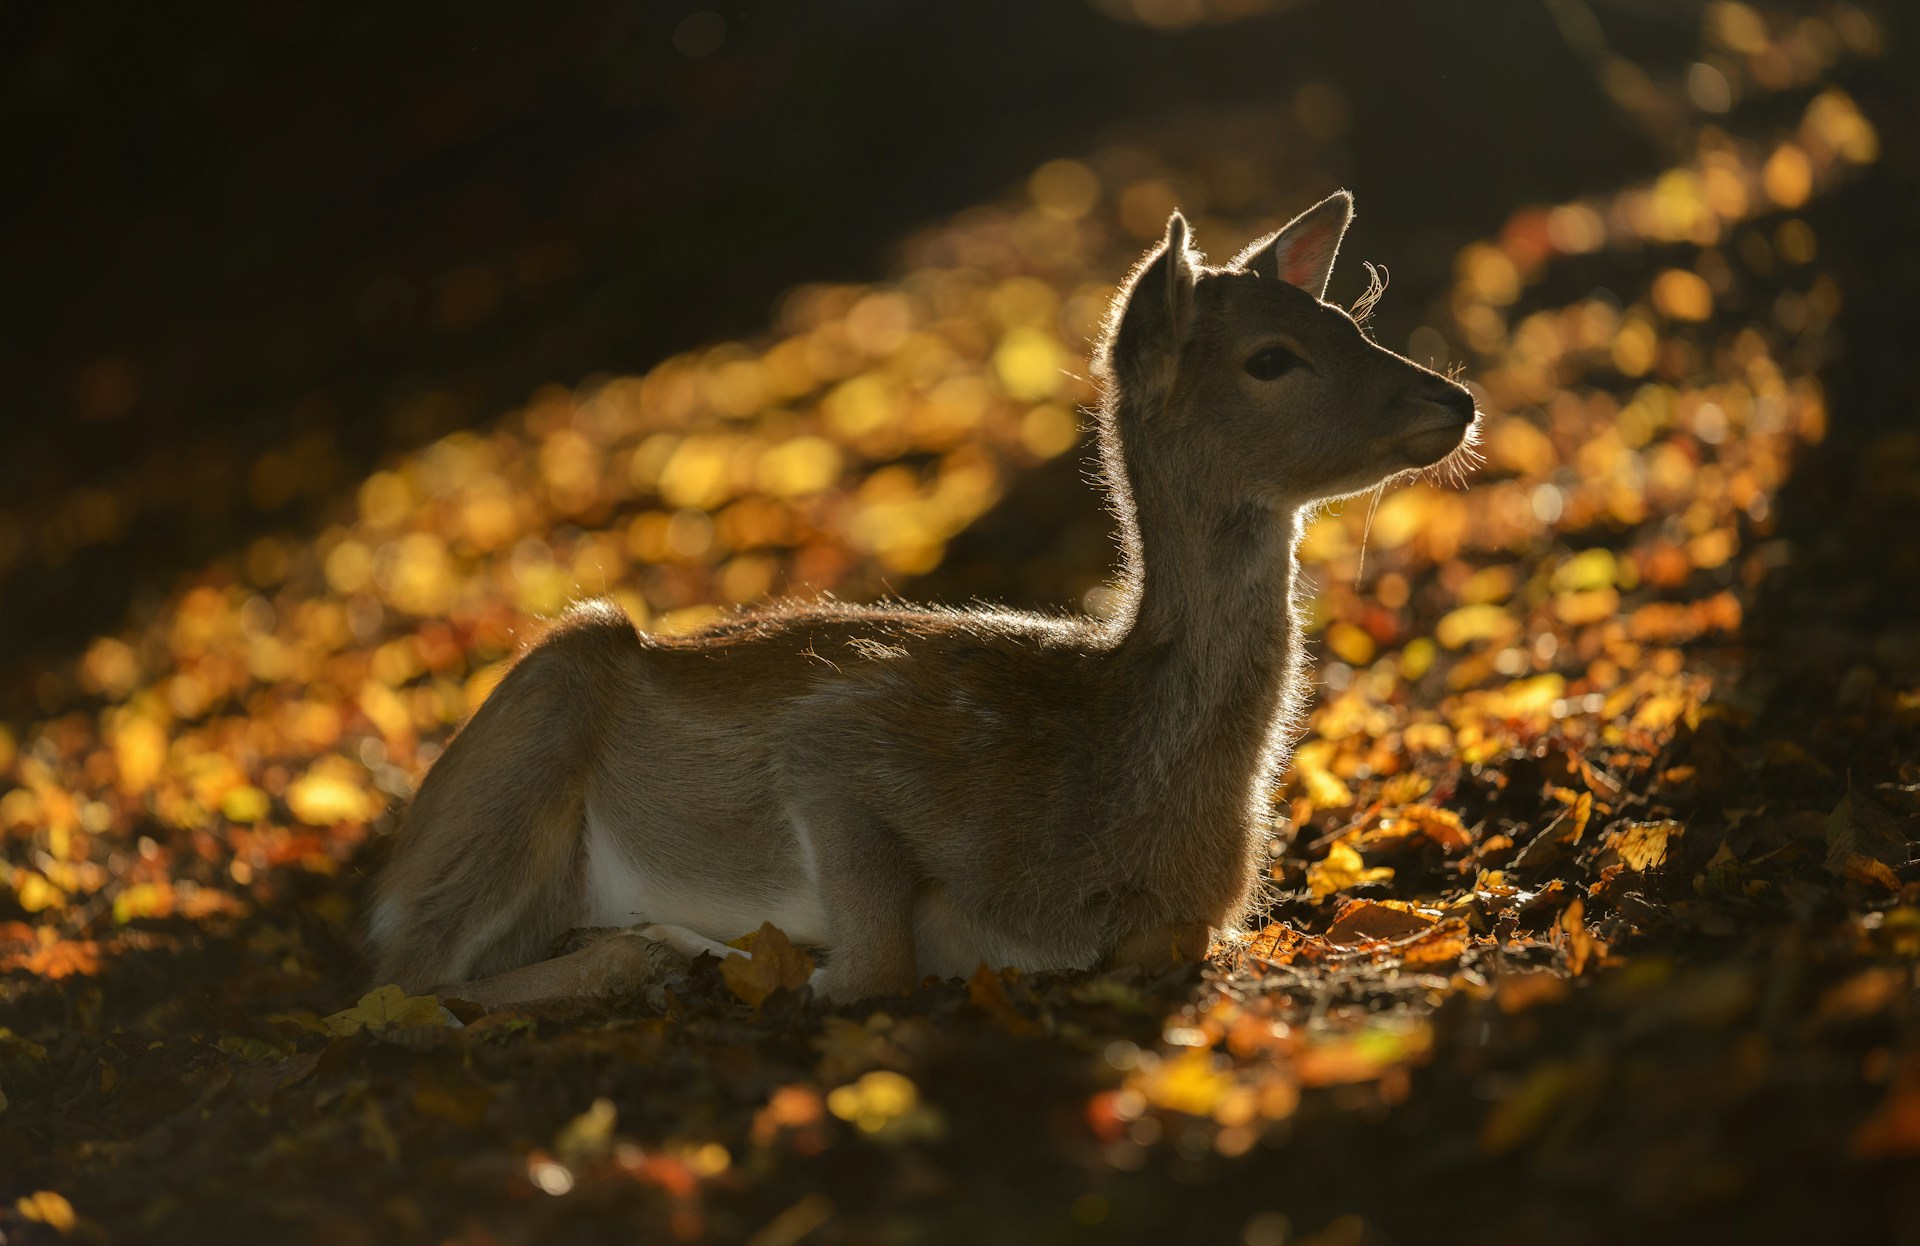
1244,346 -> 1304,381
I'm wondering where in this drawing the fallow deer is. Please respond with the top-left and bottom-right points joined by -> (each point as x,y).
367,191 -> 1479,1006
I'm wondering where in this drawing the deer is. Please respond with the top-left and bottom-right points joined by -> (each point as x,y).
366,191 -> 1479,1008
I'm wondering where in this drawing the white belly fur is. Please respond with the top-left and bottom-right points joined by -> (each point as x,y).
580,806 -> 829,947
579,806 -> 1075,982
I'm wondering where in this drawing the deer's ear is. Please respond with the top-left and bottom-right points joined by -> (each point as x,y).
1232,190 -> 1352,299
1099,211 -> 1199,396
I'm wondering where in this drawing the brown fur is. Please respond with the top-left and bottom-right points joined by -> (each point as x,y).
367,192 -> 1478,1006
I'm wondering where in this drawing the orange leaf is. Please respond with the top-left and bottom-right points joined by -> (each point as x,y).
1324,900 -> 1436,946
1306,840 -> 1394,902
1402,804 -> 1474,851
720,923 -> 815,1009
1558,897 -> 1598,975
1602,820 -> 1676,871
966,964 -> 1040,1036
1397,921 -> 1473,970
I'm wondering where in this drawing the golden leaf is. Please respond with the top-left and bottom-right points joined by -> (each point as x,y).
1306,840 -> 1395,903
15,1191 -> 76,1233
1559,897 -> 1599,975
967,964 -> 1040,1036
720,922 -> 815,1009
1603,820 -> 1676,871
323,985 -> 456,1036
1324,899 -> 1436,946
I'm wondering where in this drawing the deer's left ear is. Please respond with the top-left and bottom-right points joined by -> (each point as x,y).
1231,190 -> 1353,299
1097,210 -> 1201,398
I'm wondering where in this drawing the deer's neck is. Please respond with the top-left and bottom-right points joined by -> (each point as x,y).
1103,466 -> 1305,800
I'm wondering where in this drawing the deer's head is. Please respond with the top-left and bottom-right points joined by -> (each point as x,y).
1096,192 -> 1478,511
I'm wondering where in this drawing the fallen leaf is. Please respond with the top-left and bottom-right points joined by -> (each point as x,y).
1307,840 -> 1395,902
967,964 -> 1041,1036
721,922 -> 815,1009
1559,898 -> 1599,975
323,985 -> 457,1036
1602,820 -> 1677,871
1397,920 -> 1473,970
1402,804 -> 1474,851
1324,899 -> 1436,946
555,1096 -> 618,1165
14,1190 -> 76,1233
1245,922 -> 1325,966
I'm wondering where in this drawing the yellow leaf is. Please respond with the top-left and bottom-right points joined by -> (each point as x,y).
555,1097 -> 618,1165
1435,603 -> 1518,650
825,1070 -> 943,1141
992,327 -> 1067,401
1307,841 -> 1394,903
112,881 -> 175,925
286,758 -> 376,826
721,922 -> 815,1009
1559,897 -> 1599,975
112,715 -> 169,794
220,784 -> 271,824
1604,820 -> 1676,871
15,1190 -> 76,1233
1301,766 -> 1354,809
13,870 -> 66,914
1569,792 -> 1594,843
1134,1048 -> 1232,1118
323,985 -> 455,1036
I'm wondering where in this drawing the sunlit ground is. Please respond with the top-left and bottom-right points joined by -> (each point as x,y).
3,6 -> 1916,1243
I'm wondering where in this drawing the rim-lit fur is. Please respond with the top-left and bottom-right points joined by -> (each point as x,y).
367,192 -> 1479,1007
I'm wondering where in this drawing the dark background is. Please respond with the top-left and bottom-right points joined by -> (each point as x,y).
0,0 -> 1833,680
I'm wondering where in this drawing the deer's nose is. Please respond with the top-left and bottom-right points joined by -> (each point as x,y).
1430,382 -> 1477,423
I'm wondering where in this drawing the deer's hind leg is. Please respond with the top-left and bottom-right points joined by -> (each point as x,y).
367,602 -> 642,993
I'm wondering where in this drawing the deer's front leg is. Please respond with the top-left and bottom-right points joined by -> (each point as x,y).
798,799 -> 920,1002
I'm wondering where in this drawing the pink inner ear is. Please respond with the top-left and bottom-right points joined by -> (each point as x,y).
1281,222 -> 1334,289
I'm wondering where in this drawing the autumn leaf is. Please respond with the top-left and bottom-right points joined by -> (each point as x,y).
1568,791 -> 1594,843
323,985 -> 458,1036
1601,820 -> 1677,872
555,1097 -> 619,1165
1324,899 -> 1436,946
1402,804 -> 1474,851
813,1015 -> 906,1084
14,1190 -> 76,1233
1244,922 -> 1330,966
1307,840 -> 1395,902
215,1035 -> 293,1062
967,964 -> 1042,1036
1131,1048 -> 1233,1118
721,922 -> 815,1009
1559,897 -> 1599,975
826,1070 -> 943,1142
1397,921 -> 1472,971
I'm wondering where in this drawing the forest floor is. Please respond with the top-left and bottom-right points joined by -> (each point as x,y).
3,9 -> 1917,1246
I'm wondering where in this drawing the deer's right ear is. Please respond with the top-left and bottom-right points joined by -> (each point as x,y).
1097,211 -> 1198,399
1232,190 -> 1353,299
